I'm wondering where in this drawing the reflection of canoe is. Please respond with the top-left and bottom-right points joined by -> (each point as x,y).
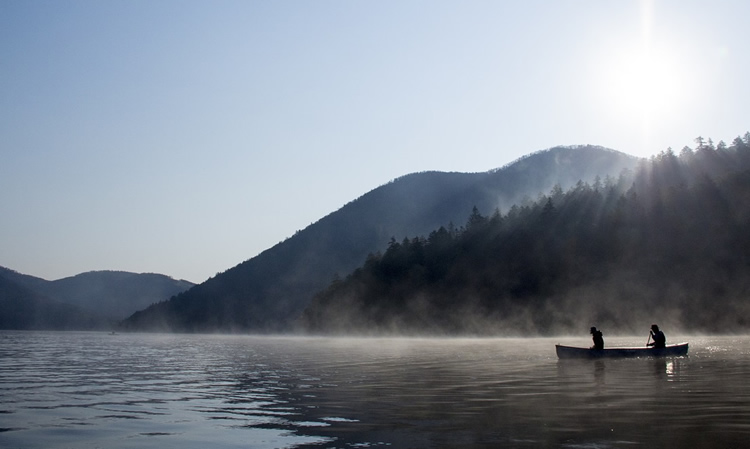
555,343 -> 689,359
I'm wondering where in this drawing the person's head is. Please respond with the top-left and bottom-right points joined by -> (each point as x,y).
651,324 -> 659,332
590,326 -> 597,334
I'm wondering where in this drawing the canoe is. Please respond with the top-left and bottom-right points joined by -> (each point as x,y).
555,343 -> 689,359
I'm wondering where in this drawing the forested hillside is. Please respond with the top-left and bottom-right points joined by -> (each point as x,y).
301,134 -> 750,336
120,145 -> 637,332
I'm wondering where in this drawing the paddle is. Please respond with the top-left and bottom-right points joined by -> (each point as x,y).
646,333 -> 651,347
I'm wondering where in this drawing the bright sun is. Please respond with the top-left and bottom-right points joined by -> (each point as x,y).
603,45 -> 685,123
592,0 -> 690,138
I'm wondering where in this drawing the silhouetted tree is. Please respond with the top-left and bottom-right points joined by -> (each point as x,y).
301,134 -> 750,335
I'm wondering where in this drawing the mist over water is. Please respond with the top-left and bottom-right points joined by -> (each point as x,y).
2,332 -> 749,448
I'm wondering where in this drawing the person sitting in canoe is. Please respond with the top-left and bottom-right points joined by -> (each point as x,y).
590,326 -> 604,350
647,324 -> 666,348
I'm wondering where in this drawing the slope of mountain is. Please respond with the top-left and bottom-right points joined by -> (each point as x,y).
121,145 -> 639,333
301,139 -> 750,335
0,267 -> 194,328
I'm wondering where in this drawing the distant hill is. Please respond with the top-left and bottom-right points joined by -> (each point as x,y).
120,145 -> 639,332
300,136 -> 750,335
0,274 -> 101,330
0,268 -> 194,329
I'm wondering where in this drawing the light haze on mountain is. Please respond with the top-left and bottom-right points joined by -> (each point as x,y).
121,146 -> 639,332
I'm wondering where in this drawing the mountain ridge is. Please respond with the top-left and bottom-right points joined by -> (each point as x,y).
121,145 -> 640,332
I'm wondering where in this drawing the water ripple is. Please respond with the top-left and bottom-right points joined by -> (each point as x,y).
2,332 -> 750,448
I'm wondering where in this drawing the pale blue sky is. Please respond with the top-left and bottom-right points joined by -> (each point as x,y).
2,0 -> 748,283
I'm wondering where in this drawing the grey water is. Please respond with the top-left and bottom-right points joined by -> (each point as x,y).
1,332 -> 749,449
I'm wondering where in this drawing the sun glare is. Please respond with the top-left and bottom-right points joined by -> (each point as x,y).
603,45 -> 685,123
590,0 -> 693,154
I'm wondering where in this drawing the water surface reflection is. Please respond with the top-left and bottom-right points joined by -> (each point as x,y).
1,333 -> 749,448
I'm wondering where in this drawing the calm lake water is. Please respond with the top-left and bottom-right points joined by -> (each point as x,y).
1,331 -> 749,449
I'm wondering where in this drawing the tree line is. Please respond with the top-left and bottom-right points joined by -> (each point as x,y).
300,134 -> 750,335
